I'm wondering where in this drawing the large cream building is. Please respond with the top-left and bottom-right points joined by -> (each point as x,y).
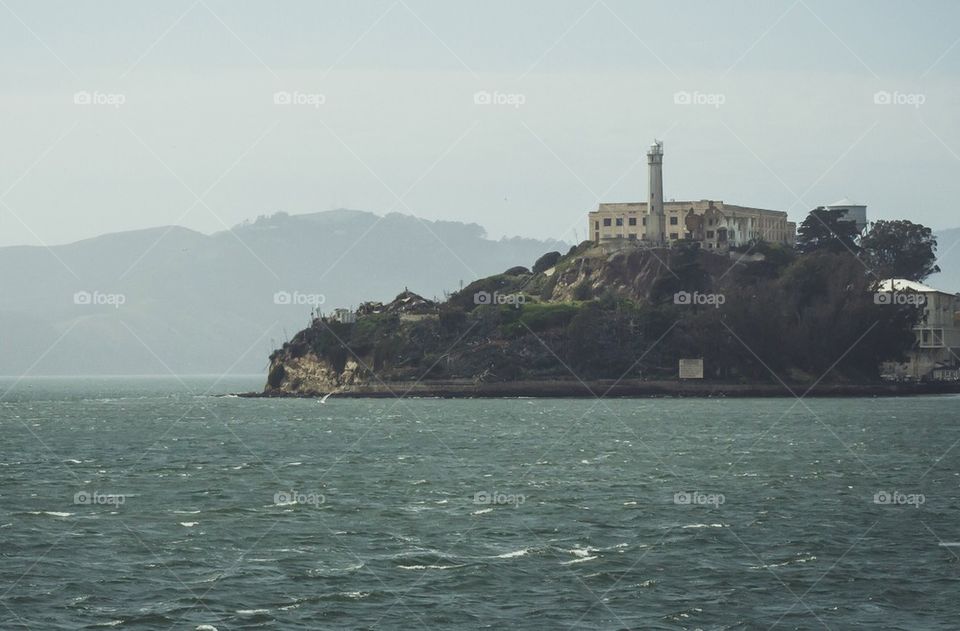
588,141 -> 796,250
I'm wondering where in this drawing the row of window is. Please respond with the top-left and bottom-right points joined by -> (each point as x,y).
598,216 -> 684,228
591,232 -> 729,248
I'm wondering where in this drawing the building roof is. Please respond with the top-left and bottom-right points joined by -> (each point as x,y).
826,198 -> 864,208
877,278 -> 953,294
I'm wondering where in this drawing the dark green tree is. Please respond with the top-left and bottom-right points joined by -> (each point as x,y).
532,251 -> 562,274
860,220 -> 940,281
796,207 -> 861,254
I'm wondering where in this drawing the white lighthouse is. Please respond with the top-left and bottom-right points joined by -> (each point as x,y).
647,140 -> 665,244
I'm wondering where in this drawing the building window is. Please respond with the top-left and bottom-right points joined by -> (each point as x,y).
707,243 -> 713,249
628,217 -> 637,226
603,218 -> 611,227
594,232 -> 599,242
615,218 -> 623,226
642,218 -> 647,226
628,233 -> 637,240
669,232 -> 678,240
706,230 -> 715,239
594,221 -> 599,230
670,216 -> 678,226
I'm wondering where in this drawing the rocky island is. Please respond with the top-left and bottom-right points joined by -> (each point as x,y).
254,213 -> 959,398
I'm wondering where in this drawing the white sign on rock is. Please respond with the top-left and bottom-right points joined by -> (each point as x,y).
679,358 -> 704,380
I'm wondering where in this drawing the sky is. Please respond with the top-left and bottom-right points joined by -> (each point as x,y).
1,0 -> 959,247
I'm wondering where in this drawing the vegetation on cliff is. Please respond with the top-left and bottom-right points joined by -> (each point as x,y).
266,211 -> 940,394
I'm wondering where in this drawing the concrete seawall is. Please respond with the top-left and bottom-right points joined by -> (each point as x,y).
239,379 -> 960,399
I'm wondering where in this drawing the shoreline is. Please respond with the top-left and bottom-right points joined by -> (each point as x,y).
237,379 -> 960,399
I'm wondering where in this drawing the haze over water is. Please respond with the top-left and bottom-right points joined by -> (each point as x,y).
1,377 -> 957,629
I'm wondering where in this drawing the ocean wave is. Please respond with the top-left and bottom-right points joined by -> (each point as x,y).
560,555 -> 598,565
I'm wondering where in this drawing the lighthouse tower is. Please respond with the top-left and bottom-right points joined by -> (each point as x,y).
647,140 -> 665,244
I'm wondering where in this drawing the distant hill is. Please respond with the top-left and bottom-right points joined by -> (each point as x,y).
0,210 -> 566,376
929,228 -> 960,293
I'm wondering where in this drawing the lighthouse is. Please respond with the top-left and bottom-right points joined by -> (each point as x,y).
647,140 -> 665,244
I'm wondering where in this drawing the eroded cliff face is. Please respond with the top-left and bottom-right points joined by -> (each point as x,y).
547,246 -> 672,302
266,353 -> 367,395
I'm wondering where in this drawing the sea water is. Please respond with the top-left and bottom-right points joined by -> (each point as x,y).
1,376 -> 958,629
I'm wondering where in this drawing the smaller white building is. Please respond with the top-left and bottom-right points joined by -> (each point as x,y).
332,308 -> 356,324
825,198 -> 868,233
878,279 -> 960,380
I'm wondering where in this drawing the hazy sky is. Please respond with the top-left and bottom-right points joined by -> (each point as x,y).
2,0 -> 959,247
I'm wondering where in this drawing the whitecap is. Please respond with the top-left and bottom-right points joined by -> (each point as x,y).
237,609 -> 270,615
179,521 -> 199,527
340,591 -> 370,599
398,564 -> 465,570
682,523 -> 727,529
173,510 -> 201,514
560,556 -> 597,565
28,511 -> 72,517
471,508 -> 493,515
495,549 -> 530,559
750,555 -> 817,569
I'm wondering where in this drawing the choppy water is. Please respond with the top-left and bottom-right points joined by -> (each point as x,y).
1,377 -> 959,629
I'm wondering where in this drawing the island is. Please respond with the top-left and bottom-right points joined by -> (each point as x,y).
250,210 -> 959,398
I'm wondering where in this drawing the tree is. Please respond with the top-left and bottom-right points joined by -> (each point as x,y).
796,207 -> 861,254
532,251 -> 562,274
860,220 -> 940,281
